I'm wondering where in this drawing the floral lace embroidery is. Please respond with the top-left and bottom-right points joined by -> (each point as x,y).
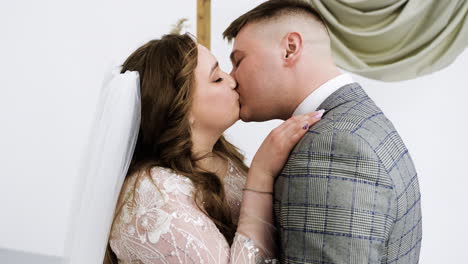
110,160 -> 277,263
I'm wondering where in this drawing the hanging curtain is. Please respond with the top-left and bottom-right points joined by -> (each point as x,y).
308,0 -> 468,82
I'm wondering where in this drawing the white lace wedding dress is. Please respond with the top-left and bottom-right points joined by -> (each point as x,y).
109,158 -> 278,263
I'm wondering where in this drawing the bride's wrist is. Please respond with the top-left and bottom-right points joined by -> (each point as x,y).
245,166 -> 275,192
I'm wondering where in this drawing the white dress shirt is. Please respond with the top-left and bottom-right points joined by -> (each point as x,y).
292,73 -> 355,116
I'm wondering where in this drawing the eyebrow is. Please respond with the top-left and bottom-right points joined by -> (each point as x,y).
210,61 -> 219,76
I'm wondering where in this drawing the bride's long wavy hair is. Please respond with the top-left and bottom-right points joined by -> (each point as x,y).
103,33 -> 248,263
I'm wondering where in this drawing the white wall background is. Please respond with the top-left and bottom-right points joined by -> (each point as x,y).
0,0 -> 466,263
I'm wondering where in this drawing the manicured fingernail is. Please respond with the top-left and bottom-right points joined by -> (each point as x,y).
302,123 -> 309,130
313,109 -> 325,119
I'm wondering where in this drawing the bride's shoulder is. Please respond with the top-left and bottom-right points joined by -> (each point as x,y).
126,165 -> 181,183
117,166 -> 194,212
150,166 -> 192,184
125,166 -> 194,197
149,166 -> 179,179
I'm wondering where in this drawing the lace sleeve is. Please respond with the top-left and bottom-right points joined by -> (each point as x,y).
232,189 -> 278,264
109,167 -> 277,263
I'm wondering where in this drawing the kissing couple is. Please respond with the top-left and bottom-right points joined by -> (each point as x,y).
105,1 -> 422,263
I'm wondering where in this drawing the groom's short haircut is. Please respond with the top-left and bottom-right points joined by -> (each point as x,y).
223,0 -> 328,42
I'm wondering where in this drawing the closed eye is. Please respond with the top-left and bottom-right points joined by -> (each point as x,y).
214,78 -> 224,83
231,57 -> 242,69
235,58 -> 243,68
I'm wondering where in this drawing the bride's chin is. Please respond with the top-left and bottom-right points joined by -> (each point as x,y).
231,109 -> 241,123
227,109 -> 241,126
221,118 -> 239,133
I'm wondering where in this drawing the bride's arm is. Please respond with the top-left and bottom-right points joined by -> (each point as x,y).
232,176 -> 276,263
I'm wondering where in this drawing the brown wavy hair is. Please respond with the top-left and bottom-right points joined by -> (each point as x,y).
103,33 -> 248,263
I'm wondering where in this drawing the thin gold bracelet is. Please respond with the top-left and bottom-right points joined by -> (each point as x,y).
242,187 -> 273,195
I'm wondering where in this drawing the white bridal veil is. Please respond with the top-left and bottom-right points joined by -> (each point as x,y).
66,66 -> 141,263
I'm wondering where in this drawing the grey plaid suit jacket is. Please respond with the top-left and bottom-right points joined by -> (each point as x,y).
274,83 -> 422,263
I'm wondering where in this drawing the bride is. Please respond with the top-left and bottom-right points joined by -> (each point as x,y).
104,32 -> 323,263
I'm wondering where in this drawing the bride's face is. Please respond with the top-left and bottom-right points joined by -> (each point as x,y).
190,44 -> 240,132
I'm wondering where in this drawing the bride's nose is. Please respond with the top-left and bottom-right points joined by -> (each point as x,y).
227,75 -> 237,89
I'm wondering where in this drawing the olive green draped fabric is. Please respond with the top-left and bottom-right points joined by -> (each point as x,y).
308,0 -> 468,82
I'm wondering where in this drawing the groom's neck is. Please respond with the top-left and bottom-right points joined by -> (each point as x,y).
287,64 -> 341,117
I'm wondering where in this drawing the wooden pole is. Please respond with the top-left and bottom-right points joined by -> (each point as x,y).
197,0 -> 211,50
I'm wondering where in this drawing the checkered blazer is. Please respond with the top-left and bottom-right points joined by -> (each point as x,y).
274,83 -> 422,263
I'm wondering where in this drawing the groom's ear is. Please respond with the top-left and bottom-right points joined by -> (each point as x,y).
282,32 -> 302,65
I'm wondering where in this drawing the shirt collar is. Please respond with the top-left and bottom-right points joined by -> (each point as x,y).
292,73 -> 355,116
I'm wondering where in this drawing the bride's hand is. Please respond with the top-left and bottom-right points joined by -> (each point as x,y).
249,110 -> 325,180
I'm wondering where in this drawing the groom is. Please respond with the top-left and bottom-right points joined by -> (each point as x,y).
224,0 -> 422,263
